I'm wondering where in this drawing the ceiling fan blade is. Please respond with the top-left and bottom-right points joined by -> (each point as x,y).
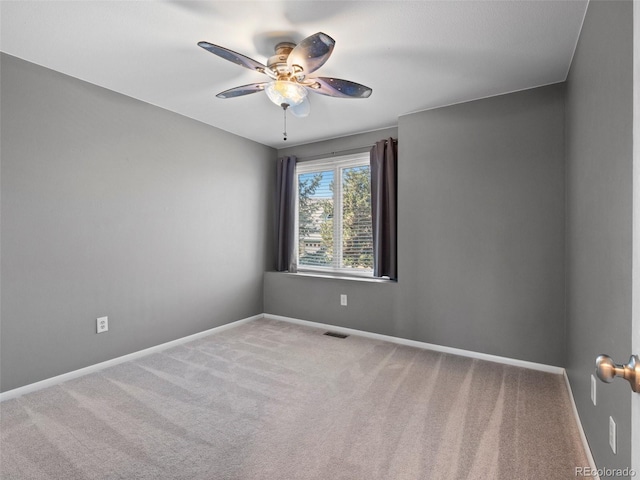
290,96 -> 310,118
198,41 -> 273,76
308,77 -> 373,99
287,32 -> 335,75
216,83 -> 268,99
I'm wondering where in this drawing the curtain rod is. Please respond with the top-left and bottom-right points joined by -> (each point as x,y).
296,138 -> 397,162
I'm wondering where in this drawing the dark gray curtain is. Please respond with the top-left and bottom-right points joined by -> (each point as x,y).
275,156 -> 297,272
370,138 -> 397,279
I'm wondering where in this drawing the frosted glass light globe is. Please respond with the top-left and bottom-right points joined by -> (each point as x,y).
265,80 -> 308,106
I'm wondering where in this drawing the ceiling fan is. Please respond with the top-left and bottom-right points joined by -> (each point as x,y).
197,32 -> 372,139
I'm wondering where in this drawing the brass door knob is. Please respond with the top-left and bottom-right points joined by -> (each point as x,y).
595,354 -> 640,393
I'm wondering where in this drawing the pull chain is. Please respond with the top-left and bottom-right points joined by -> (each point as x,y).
281,103 -> 289,141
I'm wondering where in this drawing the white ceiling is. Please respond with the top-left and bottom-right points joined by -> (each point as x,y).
1,1 -> 588,149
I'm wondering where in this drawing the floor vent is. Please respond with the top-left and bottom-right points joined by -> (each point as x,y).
324,331 -> 349,339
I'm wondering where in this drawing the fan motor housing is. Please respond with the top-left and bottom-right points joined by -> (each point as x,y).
268,42 -> 296,76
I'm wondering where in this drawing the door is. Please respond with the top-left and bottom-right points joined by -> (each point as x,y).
633,1 -> 639,473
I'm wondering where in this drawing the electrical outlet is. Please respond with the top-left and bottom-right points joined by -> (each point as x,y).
609,416 -> 617,454
340,294 -> 347,306
97,316 -> 108,334
591,374 -> 597,406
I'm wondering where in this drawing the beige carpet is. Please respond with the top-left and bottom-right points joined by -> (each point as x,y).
0,318 -> 589,479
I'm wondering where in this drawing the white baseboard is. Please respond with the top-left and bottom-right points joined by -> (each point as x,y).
263,313 -> 564,374
0,312 -> 565,397
0,314 -> 262,402
563,371 -> 600,480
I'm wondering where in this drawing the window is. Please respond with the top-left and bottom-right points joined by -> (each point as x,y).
295,153 -> 373,276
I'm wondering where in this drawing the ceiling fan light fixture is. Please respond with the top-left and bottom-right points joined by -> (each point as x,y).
265,80 -> 307,107
198,32 -> 372,141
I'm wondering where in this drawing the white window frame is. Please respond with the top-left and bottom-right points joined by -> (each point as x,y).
295,152 -> 373,278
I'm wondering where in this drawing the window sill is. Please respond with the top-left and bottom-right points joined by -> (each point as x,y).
273,270 -> 396,284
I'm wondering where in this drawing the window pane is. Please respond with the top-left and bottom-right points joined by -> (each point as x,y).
298,170 -> 334,268
341,166 -> 373,270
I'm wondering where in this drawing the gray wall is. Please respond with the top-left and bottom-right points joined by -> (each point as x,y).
565,0 -> 633,473
266,84 -> 566,367
278,127 -> 398,161
0,54 -> 276,392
